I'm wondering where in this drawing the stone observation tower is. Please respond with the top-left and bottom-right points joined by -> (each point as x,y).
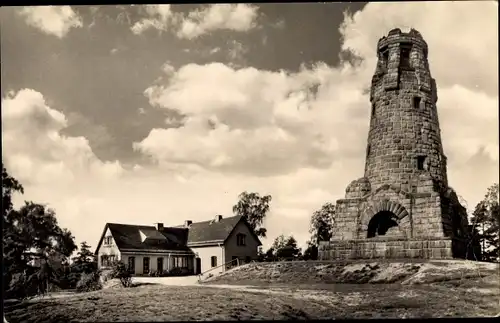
319,28 -> 473,260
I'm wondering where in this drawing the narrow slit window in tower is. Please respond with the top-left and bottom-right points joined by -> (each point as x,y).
367,144 -> 371,157
413,96 -> 421,109
371,103 -> 375,115
400,44 -> 412,69
380,46 -> 389,68
416,156 -> 426,170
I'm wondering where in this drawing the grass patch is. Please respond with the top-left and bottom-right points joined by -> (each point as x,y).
4,285 -> 339,322
6,260 -> 499,321
5,277 -> 499,322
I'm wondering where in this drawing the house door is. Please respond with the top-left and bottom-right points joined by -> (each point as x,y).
157,258 -> 163,273
195,258 -> 201,275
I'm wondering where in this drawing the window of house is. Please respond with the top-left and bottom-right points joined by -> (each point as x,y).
211,256 -> 217,268
417,156 -> 427,170
143,257 -> 150,273
104,236 -> 112,245
236,234 -> 246,246
128,257 -> 135,273
101,255 -> 115,267
400,45 -> 412,69
245,256 -> 251,263
413,97 -> 421,109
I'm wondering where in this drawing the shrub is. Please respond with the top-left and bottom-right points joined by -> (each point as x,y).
99,269 -> 114,284
7,272 -> 39,300
110,261 -> 132,287
148,270 -> 163,277
168,267 -> 182,276
76,271 -> 102,293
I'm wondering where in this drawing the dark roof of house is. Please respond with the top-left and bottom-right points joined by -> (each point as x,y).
97,215 -> 260,253
185,215 -> 242,245
102,223 -> 192,253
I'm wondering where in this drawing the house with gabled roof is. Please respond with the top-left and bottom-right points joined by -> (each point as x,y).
95,215 -> 262,276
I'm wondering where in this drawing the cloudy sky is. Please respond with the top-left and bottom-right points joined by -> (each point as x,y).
1,3 -> 498,251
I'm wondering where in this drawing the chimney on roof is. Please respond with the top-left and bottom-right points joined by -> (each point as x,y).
215,215 -> 223,222
155,223 -> 164,230
184,220 -> 192,228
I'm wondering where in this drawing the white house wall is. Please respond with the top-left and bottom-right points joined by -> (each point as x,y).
97,227 -> 121,268
224,221 -> 260,265
190,245 -> 225,275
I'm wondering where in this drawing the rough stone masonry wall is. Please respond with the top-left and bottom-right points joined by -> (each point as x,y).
333,198 -> 364,241
320,29 -> 469,261
365,29 -> 448,192
333,175 -> 446,242
319,238 -> 453,260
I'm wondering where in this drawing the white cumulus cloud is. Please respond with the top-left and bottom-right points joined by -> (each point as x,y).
18,6 -> 83,38
130,4 -> 260,39
1,89 -> 123,186
176,4 -> 259,39
131,4 -> 175,35
135,62 -> 361,176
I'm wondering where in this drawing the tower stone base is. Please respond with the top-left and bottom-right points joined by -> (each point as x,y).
319,237 -> 454,260
317,174 -> 472,261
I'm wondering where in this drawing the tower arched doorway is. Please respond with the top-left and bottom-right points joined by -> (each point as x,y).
367,211 -> 400,238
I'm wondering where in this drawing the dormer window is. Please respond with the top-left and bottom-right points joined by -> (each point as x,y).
236,233 -> 246,246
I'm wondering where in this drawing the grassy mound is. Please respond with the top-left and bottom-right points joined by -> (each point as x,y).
202,259 -> 499,286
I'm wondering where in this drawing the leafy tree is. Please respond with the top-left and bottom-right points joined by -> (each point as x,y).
470,183 -> 499,262
73,241 -> 95,264
310,202 -> 336,245
232,191 -> 272,238
71,241 -> 97,274
2,163 -> 24,217
2,165 -> 78,298
271,234 -> 287,252
261,247 -> 276,262
271,235 -> 302,260
302,240 -> 319,261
